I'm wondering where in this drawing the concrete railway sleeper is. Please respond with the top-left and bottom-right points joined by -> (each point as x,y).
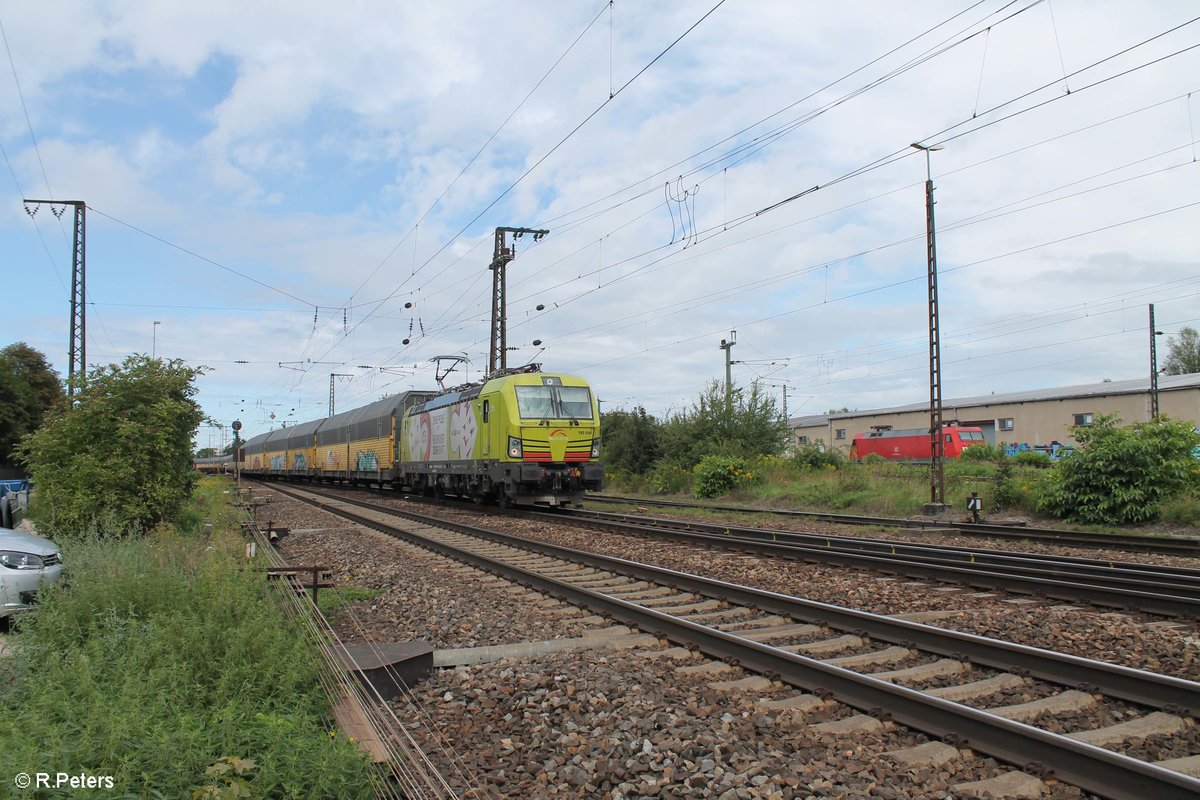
266,482 -> 1200,800
587,494 -> 1200,557
525,508 -> 1200,619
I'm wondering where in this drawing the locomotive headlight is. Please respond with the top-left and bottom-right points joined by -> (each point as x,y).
591,438 -> 601,458
507,436 -> 523,459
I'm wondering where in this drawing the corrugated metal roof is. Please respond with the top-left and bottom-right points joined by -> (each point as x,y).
790,373 -> 1200,426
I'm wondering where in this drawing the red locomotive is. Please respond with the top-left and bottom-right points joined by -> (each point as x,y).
849,424 -> 987,462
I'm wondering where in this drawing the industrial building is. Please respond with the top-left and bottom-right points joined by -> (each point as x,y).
790,373 -> 1200,453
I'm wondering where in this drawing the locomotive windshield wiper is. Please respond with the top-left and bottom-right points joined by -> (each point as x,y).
556,390 -> 580,426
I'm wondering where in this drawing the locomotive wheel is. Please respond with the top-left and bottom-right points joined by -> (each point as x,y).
495,486 -> 512,509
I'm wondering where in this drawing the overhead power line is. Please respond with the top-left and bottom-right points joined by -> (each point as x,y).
87,206 -> 317,307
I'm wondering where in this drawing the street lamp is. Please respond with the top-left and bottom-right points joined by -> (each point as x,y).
152,320 -> 161,358
912,141 -> 946,511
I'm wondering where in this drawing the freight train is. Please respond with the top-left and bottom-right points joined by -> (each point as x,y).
237,365 -> 604,507
848,424 -> 987,462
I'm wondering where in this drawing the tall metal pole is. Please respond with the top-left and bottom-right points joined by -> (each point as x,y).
25,199 -> 86,396
1149,304 -> 1161,420
488,226 -> 548,377
329,373 -> 353,417
912,144 -> 945,508
152,320 -> 161,358
719,331 -> 737,408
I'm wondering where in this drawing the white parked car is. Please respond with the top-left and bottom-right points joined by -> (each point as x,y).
0,499 -> 63,627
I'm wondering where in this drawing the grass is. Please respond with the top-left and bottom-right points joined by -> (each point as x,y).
0,477 -> 377,799
606,456 -> 1062,522
318,586 -> 384,616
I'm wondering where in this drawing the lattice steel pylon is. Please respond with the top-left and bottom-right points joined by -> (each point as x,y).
487,226 -> 548,377
911,145 -> 945,507
25,199 -> 87,397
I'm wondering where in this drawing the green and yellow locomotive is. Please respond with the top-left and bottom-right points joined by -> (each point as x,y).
237,365 -> 603,506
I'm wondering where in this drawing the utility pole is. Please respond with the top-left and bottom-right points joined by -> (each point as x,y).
719,330 -> 737,408
488,226 -> 548,377
912,143 -> 946,510
1149,304 -> 1162,420
25,199 -> 86,396
329,373 -> 353,417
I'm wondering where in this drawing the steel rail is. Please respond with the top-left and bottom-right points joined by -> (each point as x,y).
515,508 -> 1200,618
555,507 -> 1200,587
570,507 -> 1200,577
274,484 -> 1200,712
271,483 -> 1200,800
587,494 -> 1200,556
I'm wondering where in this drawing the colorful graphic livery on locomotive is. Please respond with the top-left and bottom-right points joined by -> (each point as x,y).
238,367 -> 603,507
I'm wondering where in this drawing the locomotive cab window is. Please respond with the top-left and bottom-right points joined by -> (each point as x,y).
558,386 -> 592,419
960,430 -> 985,441
515,385 -> 593,420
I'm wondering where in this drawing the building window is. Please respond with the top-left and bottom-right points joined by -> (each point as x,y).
798,435 -> 809,445
1073,412 -> 1094,427
999,418 -> 1014,431
835,428 -> 846,440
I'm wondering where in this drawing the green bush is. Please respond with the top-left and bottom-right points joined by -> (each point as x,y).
991,459 -> 1020,510
791,444 -> 845,470
1037,415 -> 1200,525
1013,450 -> 1052,467
693,454 -> 760,498
19,355 -> 206,538
961,444 -> 1002,462
0,523 -> 377,798
647,462 -> 693,494
1161,487 -> 1200,527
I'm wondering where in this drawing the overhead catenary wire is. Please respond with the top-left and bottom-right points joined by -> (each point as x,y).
341,0 -> 614,311
571,197 -> 1200,373
287,0 -> 733,391
163,6 -> 1199,418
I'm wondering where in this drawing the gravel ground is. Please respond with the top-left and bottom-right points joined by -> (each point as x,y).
258,482 -> 1195,681
403,503 -> 1200,681
399,648 -> 1094,800
588,500 -> 1200,570
243,484 -> 1185,797
265,493 -> 593,648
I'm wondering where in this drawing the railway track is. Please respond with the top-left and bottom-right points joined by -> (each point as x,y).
526,506 -> 1200,619
268,482 -> 1200,800
587,493 -> 1200,557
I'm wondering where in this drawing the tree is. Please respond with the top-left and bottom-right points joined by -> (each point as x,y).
599,406 -> 662,475
18,355 -> 206,537
1037,414 -> 1199,525
0,343 -> 63,466
659,380 -> 789,466
1163,327 -> 1200,375
195,447 -> 219,459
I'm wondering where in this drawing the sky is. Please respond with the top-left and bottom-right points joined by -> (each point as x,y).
2,0 -> 1198,449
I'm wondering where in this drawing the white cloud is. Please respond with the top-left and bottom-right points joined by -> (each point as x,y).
2,0 -> 1198,433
